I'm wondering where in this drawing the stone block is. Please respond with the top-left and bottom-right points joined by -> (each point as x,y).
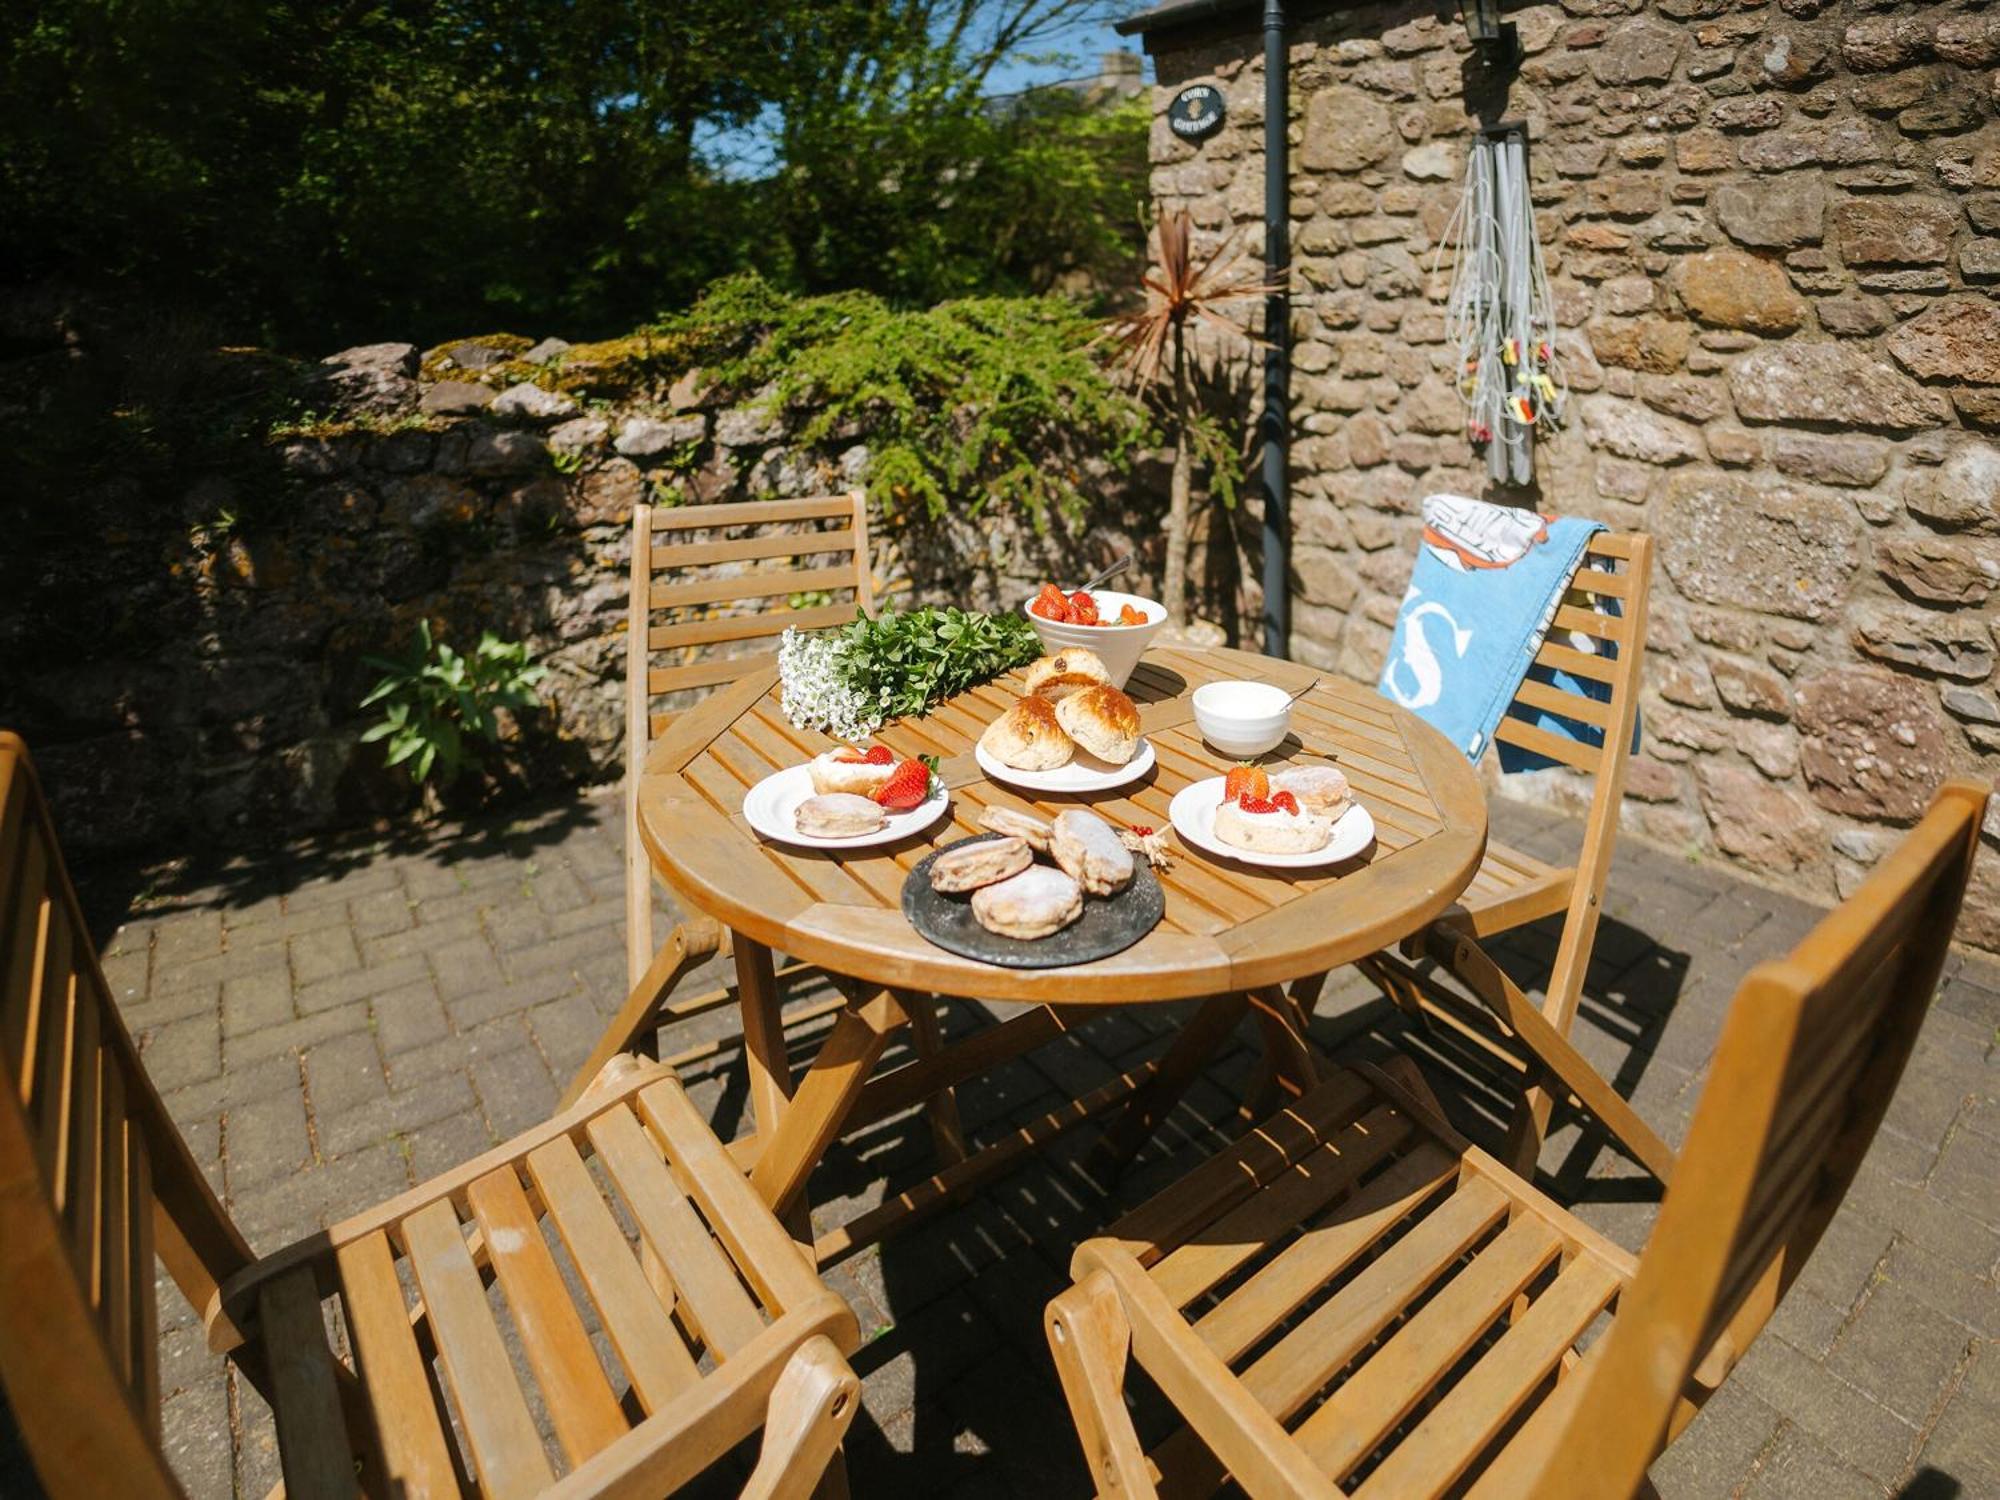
1696,763 -> 1824,872
418,380 -> 494,416
1714,175 -> 1824,249
1769,431 -> 1890,487
1795,666 -> 1954,819
1678,248 -> 1807,336
1904,443 -> 2000,533
1877,536 -> 1999,607
1729,341 -> 1948,431
1579,395 -> 1702,463
1888,299 -> 2000,386
1656,472 -> 1862,620
1833,196 -> 1960,267
1851,605 -> 1995,681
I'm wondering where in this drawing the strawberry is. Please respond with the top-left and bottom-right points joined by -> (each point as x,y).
872,755 -> 936,811
1116,603 -> 1146,626
1222,764 -> 1269,805
833,744 -> 895,765
1031,583 -> 1071,622
1068,590 -> 1099,625
1237,794 -> 1278,815
1270,790 -> 1300,815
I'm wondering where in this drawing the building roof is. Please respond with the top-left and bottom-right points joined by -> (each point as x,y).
1112,0 -> 1259,38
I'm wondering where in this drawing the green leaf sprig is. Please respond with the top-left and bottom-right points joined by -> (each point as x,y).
833,607 -> 1041,725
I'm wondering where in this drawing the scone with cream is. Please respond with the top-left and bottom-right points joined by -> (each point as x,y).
971,866 -> 1084,940
1024,648 -> 1110,702
808,745 -> 897,797
1269,764 -> 1353,820
979,805 -> 1053,851
1212,795 -> 1333,855
1050,809 -> 1134,895
979,695 -> 1074,771
1054,684 -> 1141,765
930,836 -> 1032,893
793,793 -> 887,838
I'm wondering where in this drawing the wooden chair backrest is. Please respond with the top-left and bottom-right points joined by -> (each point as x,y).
0,733 -> 255,1498
1493,530 -> 1653,1033
622,492 -> 875,983
1540,778 -> 1989,1497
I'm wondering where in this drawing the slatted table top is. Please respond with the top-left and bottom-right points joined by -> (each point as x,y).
638,645 -> 1487,1004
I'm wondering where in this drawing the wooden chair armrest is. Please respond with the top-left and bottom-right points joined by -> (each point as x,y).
1419,925 -> 1677,1187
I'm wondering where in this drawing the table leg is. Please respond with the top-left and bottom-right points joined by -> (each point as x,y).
1088,992 -> 1251,1177
898,990 -> 969,1166
735,940 -> 794,1142
1248,984 -> 1322,1101
749,985 -> 909,1224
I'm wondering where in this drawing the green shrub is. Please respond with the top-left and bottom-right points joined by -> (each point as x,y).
359,621 -> 547,785
649,274 -> 1153,527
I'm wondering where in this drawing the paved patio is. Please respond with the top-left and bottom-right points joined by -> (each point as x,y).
76,788 -> 2000,1499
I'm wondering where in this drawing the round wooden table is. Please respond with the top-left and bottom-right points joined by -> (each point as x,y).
637,644 -> 1487,1259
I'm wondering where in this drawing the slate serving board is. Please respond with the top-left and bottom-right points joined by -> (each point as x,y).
902,833 -> 1165,970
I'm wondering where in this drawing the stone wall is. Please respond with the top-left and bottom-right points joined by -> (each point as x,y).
1,331 -> 1155,854
1143,0 -> 2000,950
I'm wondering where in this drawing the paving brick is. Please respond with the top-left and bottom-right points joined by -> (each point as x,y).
361,907 -> 486,964
1828,1280 -> 1980,1425
151,910 -> 223,965
426,932 -> 505,1000
403,1109 -> 496,1182
220,968 -> 293,1038
1651,1377 -> 1784,1496
1738,1422 -> 1886,1500
349,887 -> 416,939
302,1030 -> 387,1119
158,1370 -> 233,1500
1913,1337 -> 2000,1490
98,945 -> 150,1006
527,990 -> 609,1077
286,924 -> 361,987
530,865 -> 592,916
1926,1122 -> 2000,1230
1736,1334 -> 1919,1485
223,1000 -> 370,1068
370,975 -> 451,1056
470,1043 -> 556,1139
316,1069 -> 479,1158
224,1086 -> 313,1192
139,1013 -> 222,1091
293,952 -> 428,1016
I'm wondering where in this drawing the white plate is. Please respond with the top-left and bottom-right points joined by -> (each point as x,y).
1167,777 -> 1376,868
741,764 -> 950,849
974,736 -> 1156,794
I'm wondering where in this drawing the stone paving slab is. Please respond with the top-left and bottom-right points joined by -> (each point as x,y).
58,788 -> 2000,1499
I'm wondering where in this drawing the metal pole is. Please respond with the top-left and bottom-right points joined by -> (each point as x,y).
1260,0 -> 1290,658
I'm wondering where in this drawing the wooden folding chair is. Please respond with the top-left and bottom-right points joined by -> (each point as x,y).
1349,530 -> 1654,1175
1047,778 -> 1988,1500
574,492 -> 879,1106
0,732 -> 861,1500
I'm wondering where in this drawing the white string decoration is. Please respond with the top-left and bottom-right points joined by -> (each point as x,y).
1431,129 -> 1567,485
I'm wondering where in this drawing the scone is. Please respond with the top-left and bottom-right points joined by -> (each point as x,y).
808,747 -> 896,797
1212,799 -> 1333,855
1269,765 -> 1354,820
979,805 -> 1053,852
1050,809 -> 1134,895
930,836 -> 1032,893
1024,648 -> 1111,702
978,695 -> 1074,771
1054,685 -> 1141,765
971,866 -> 1084,940
793,793 -> 887,838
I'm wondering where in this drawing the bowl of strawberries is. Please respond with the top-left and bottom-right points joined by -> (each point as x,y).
1022,584 -> 1167,689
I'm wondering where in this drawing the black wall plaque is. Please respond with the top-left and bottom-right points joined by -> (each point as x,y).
1167,84 -> 1226,142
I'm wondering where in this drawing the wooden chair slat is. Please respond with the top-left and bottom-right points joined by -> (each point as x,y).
524,1134 -> 702,1411
633,1077 -> 838,1317
128,1123 -> 159,1432
650,564 -> 858,613
651,527 -> 858,570
0,766 -> 39,1092
1294,1215 -> 1563,1480
584,1105 -> 766,1359
1239,1177 -> 1509,1423
1569,562 -> 1630,598
649,495 -> 856,530
1584,532 -> 1637,560
99,1061 -> 134,1390
649,653 -> 780,697
334,1230 -> 463,1500
1491,714 -> 1601,775
258,1267 -> 358,1500
1194,1141 -> 1459,1367
648,601 -> 854,652
401,1197 -> 554,1500
30,901 -> 76,1193
464,1165 -> 630,1466
65,992 -> 103,1299
1532,638 -> 1617,686
1547,600 -> 1627,645
1353,1253 -> 1622,1500
1150,1104 -> 1415,1311
1509,674 -> 1612,732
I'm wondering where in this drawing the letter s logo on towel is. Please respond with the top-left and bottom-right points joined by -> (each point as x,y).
1382,601 -> 1473,711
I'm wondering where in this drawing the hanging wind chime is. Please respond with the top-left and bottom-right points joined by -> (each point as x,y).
1433,124 -> 1566,486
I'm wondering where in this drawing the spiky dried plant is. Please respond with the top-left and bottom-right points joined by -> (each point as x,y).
1104,208 -> 1282,627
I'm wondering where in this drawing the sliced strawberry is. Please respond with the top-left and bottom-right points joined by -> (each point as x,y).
1222,764 -> 1269,806
1068,590 -> 1099,625
831,744 -> 895,764
1270,790 -> 1300,815
872,756 -> 933,811
864,744 -> 894,764
1031,594 -> 1071,622
1116,603 -> 1146,626
1237,794 -> 1278,815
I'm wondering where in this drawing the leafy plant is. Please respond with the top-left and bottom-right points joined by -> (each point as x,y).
359,621 -> 547,786
777,606 -> 1041,738
1105,208 -> 1279,626
549,446 -> 587,475
650,273 -> 1152,526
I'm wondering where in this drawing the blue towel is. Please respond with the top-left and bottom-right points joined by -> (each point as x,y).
1377,495 -> 1633,768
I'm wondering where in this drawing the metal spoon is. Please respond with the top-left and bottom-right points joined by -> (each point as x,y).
1074,552 -> 1133,594
1283,676 -> 1320,705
